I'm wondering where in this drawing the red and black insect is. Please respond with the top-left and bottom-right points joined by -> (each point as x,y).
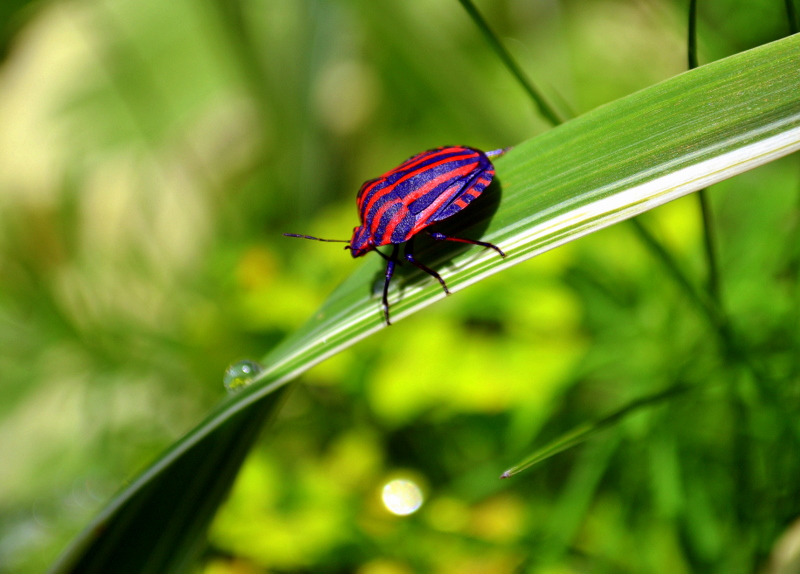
285,145 -> 509,325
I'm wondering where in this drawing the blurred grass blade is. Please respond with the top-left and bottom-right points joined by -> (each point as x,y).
786,0 -> 799,35
542,433 -> 621,561
0,0 -> 40,61
456,0 -> 563,125
686,0 -> 722,305
688,0 -> 699,69
51,35 -> 800,572
50,387 -> 290,574
501,384 -> 690,478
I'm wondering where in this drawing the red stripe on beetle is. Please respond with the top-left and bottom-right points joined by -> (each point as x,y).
366,162 -> 478,242
384,147 -> 460,175
369,165 -> 482,247
394,161 -> 479,208
380,204 -> 410,245
360,152 -> 477,222
409,185 -> 468,236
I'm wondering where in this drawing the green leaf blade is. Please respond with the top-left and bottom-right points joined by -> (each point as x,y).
51,33 -> 800,573
253,34 -> 800,396
49,388 -> 290,574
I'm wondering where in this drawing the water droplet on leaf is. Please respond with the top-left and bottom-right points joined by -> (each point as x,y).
223,359 -> 263,393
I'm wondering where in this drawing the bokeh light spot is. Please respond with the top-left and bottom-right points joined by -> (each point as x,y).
381,479 -> 423,516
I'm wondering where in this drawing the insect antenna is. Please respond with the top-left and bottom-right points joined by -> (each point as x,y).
284,233 -> 349,243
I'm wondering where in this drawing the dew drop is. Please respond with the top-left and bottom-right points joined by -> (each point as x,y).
382,479 -> 423,516
223,359 -> 263,393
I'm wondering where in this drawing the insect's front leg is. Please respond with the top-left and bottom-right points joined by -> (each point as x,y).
381,244 -> 400,325
374,247 -> 401,264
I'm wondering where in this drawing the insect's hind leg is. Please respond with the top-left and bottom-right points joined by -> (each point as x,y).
381,244 -> 400,325
404,238 -> 451,295
427,231 -> 506,258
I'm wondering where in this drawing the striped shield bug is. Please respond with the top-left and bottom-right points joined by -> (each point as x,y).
285,145 -> 509,325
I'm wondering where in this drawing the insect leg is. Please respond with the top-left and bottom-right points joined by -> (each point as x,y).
404,237 -> 450,295
427,231 -> 506,258
374,247 -> 401,264
381,244 -> 400,325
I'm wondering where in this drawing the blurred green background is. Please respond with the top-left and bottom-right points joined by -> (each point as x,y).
1,0 -> 799,572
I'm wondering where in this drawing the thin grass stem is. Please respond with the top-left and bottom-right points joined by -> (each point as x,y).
688,0 -> 699,69
629,218 -> 722,329
456,0 -> 563,126
629,218 -> 778,396
696,189 -> 721,302
688,0 -> 722,305
786,0 -> 799,35
501,383 -> 691,478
